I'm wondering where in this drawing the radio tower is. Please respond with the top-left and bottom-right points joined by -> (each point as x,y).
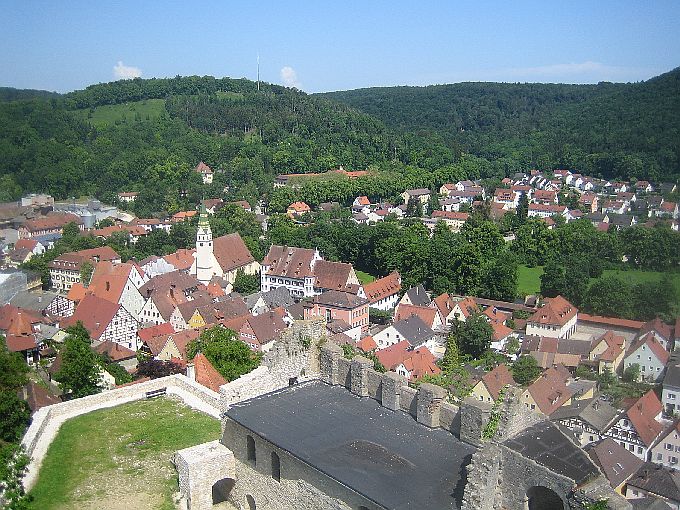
257,53 -> 260,92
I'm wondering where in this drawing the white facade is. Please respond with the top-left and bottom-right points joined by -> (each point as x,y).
526,315 -> 577,339
624,342 -> 667,383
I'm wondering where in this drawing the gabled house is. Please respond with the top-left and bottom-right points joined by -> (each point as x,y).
18,212 -> 83,240
138,271 -> 203,326
140,329 -> 200,362
493,188 -> 517,209
394,303 -> 443,330
624,333 -> 670,383
194,161 -> 214,184
223,311 -> 287,352
586,438 -> 644,494
373,315 -> 436,353
287,201 -> 311,219
532,190 -> 558,205
304,290 -> 369,335
663,353 -> 680,415
48,246 -> 121,292
625,462 -> 680,506
526,295 -> 578,339
551,397 -> 618,447
589,330 -> 626,374
362,271 -> 401,311
641,318 -> 674,352
470,364 -> 514,404
521,366 -> 574,416
399,284 -> 430,307
394,347 -> 440,381
450,296 -> 480,323
63,294 -> 139,350
430,210 -> 470,232
87,261 -> 147,321
604,390 -> 666,461
651,420 -> 680,468
400,189 -> 431,210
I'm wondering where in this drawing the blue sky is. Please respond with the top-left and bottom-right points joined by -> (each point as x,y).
2,1 -> 679,93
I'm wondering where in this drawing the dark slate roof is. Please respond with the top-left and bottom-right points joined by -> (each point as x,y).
9,290 -> 58,311
261,286 -> 294,309
585,438 -> 644,489
627,462 -> 680,502
550,397 -> 618,432
392,315 -> 435,347
663,352 -> 680,390
630,497 -> 673,510
226,380 -> 476,509
503,420 -> 599,485
404,284 -> 430,307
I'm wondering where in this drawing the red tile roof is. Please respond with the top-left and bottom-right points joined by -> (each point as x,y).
194,161 -> 213,174
313,260 -> 354,292
527,366 -> 573,416
163,249 -> 196,271
263,245 -> 317,278
578,313 -> 644,330
641,318 -> 673,342
431,210 -> 470,221
356,335 -> 377,352
63,294 -> 121,340
625,390 -> 663,446
213,233 -> 256,273
5,334 -> 37,352
87,261 -> 135,304
432,293 -> 454,319
529,296 -> 577,327
15,239 -> 38,251
22,212 -> 83,233
400,347 -> 440,380
93,340 -> 136,361
481,364 -> 514,399
137,322 -> 175,343
491,322 -> 513,342
394,304 -> 439,328
288,201 -> 311,212
66,283 -> 87,303
375,341 -> 411,370
363,271 -> 402,304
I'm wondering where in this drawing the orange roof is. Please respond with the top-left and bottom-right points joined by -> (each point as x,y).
528,296 -> 577,327
578,313 -> 644,330
137,322 -> 175,343
481,364 -> 514,399
192,353 -> 227,392
66,283 -> 87,302
194,161 -> 213,174
400,347 -> 440,380
640,318 -> 674,341
527,366 -> 573,416
0,305 -> 40,336
431,210 -> 470,221
92,224 -> 147,239
87,261 -> 136,304
356,196 -> 370,205
288,201 -> 311,212
454,297 -> 478,319
625,390 -> 663,446
163,248 -> 196,271
206,281 -> 226,298
356,335 -> 377,352
491,322 -> 513,342
484,306 -> 509,324
394,303 -> 439,328
375,341 -> 411,371
62,294 -> 121,340
15,239 -> 38,251
172,210 -> 198,221
432,293 -> 454,319
93,341 -> 136,361
362,271 -> 401,304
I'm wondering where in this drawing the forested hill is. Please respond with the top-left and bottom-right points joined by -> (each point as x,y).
320,67 -> 680,182
0,87 -> 61,102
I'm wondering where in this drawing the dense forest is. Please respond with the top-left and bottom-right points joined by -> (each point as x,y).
0,69 -> 678,210
321,68 -> 680,182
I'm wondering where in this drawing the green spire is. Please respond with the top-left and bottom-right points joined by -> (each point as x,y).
198,202 -> 210,228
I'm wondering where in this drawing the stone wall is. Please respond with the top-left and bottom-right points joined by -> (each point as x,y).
222,419 -> 380,510
318,342 -> 461,433
21,374 -> 221,490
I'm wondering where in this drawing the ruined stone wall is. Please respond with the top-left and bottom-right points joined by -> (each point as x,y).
223,419 -> 380,510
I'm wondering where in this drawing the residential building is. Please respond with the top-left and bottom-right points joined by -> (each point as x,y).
625,462 -> 680,508
223,311 -> 287,352
18,212 -> 84,239
651,421 -> 680,468
586,438 -> 644,494
394,347 -> 440,381
140,329 -> 199,362
399,284 -> 430,307
87,261 -> 147,321
194,161 -> 214,184
521,366 -> 574,416
430,210 -> 469,232
304,290 -> 369,335
623,333 -> 670,383
117,192 -> 138,203
373,315 -> 436,352
604,390 -> 666,461
48,246 -> 121,292
526,295 -> 578,339
663,353 -> 680,415
589,330 -> 626,374
286,201 -> 311,219
63,294 -> 139,350
470,364 -> 515,404
641,318 -> 674,352
551,397 -> 618,447
362,271 -> 401,311
528,203 -> 569,219
400,188 -> 431,210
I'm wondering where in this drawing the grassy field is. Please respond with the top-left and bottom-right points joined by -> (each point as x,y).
355,270 -> 376,284
518,265 -> 680,305
29,398 -> 220,510
75,99 -> 167,128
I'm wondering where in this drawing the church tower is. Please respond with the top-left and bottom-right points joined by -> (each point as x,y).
193,204 -> 218,285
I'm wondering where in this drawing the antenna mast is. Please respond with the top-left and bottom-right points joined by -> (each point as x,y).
257,53 -> 260,91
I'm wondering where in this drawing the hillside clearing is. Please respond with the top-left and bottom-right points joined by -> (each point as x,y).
74,99 -> 167,128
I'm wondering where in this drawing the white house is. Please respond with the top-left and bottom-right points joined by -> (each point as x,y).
526,296 -> 577,339
623,332 -> 670,383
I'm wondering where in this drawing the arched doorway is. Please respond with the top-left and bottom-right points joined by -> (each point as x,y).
526,486 -> 565,510
211,478 -> 235,505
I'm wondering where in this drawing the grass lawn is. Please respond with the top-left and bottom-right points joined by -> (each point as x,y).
355,270 -> 376,284
518,265 -> 680,306
517,265 -> 543,296
74,99 -> 167,128
28,398 -> 220,510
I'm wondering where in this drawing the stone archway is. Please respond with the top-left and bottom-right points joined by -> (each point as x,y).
526,485 -> 566,510
211,477 -> 235,505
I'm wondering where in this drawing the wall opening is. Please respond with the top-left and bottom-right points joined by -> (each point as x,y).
246,494 -> 256,510
211,478 -> 235,505
247,435 -> 256,463
526,486 -> 565,510
271,451 -> 281,482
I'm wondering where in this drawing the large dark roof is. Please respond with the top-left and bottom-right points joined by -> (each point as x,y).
663,352 -> 680,389
226,380 -> 476,509
550,397 -> 618,432
627,462 -> 680,502
503,420 -> 599,485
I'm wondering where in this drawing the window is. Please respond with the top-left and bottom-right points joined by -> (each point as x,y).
246,435 -> 256,463
637,447 -> 643,454
658,453 -> 663,460
271,451 -> 280,482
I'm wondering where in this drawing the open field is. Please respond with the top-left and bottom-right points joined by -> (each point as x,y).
518,265 -> 680,305
74,99 -> 167,128
355,270 -> 376,284
28,397 -> 220,510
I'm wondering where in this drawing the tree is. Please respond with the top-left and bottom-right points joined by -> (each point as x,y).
0,336 -> 29,392
585,276 -> 633,318
406,197 -> 423,218
452,312 -> 493,359
480,255 -> 518,302
516,192 -> 529,226
0,443 -> 31,510
54,323 -> 102,399
0,392 -> 30,443
187,326 -> 261,381
512,355 -> 540,385
233,269 -> 260,295
440,331 -> 461,375
623,363 -> 641,383
79,260 -> 94,287
540,258 -> 565,298
61,221 -> 81,243
136,359 -> 184,379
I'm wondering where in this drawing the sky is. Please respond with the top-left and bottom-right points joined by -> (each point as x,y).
1,1 -> 679,93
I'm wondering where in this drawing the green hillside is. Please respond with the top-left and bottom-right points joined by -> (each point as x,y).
73,99 -> 168,127
320,68 -> 680,182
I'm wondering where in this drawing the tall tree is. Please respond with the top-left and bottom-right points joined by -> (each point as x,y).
187,326 -> 262,381
54,323 -> 102,399
452,312 -> 493,359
